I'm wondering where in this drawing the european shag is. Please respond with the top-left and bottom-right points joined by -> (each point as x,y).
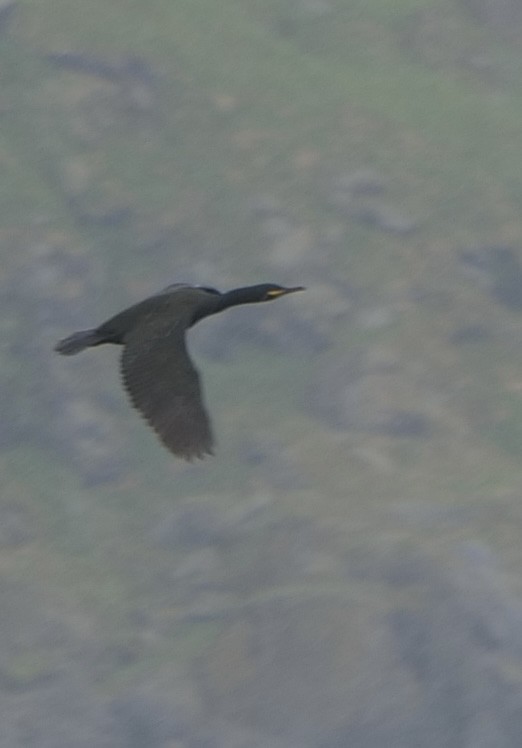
55,283 -> 304,460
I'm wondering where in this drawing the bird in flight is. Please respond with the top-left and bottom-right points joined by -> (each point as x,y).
55,283 -> 304,460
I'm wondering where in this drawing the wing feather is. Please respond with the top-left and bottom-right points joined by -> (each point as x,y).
120,318 -> 214,460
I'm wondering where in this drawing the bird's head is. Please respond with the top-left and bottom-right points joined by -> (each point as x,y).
192,282 -> 305,319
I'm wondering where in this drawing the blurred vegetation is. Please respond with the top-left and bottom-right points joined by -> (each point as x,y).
3,0 -> 522,704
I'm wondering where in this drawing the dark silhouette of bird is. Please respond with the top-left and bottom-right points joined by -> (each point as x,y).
55,283 -> 304,460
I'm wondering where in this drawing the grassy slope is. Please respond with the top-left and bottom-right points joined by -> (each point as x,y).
4,0 -> 522,672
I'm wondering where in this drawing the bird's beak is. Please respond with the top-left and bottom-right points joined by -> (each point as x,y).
267,286 -> 305,298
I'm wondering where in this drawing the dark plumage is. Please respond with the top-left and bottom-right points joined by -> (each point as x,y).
55,283 -> 304,460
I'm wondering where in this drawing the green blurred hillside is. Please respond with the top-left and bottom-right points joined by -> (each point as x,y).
3,1 -> 522,744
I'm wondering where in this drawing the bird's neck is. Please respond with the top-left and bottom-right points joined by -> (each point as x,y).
190,286 -> 262,326
218,286 -> 262,310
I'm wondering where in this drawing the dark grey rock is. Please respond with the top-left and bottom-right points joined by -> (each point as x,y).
237,437 -> 308,490
111,674 -> 200,748
152,500 -> 236,549
459,246 -> 522,309
330,169 -> 386,197
449,324 -> 490,344
151,495 -> 274,550
385,540 -> 522,747
45,51 -> 158,87
376,409 -> 432,438
306,351 -> 366,429
353,203 -> 417,235
0,1 -> 16,35
45,51 -> 122,80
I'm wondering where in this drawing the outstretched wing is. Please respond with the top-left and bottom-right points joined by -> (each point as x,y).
120,318 -> 214,460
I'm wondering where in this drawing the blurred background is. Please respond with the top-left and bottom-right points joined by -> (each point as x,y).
3,0 -> 522,745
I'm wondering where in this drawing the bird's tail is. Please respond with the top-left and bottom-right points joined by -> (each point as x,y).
54,329 -> 100,356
